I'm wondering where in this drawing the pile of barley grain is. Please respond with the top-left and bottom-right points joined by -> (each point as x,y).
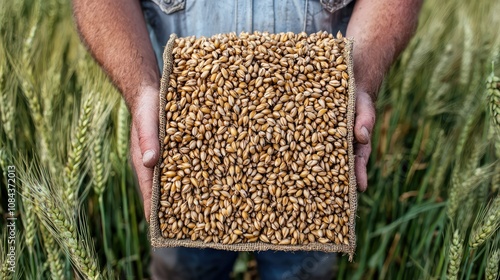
157,31 -> 355,247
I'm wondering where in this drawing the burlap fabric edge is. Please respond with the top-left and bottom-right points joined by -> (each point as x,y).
150,33 -> 357,262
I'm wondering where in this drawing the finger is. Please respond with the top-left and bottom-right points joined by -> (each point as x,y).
133,90 -> 160,168
355,141 -> 371,192
131,123 -> 154,221
354,92 -> 376,144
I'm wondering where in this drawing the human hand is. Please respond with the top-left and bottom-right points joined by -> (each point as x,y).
345,0 -> 423,192
129,86 -> 160,222
353,91 -> 376,192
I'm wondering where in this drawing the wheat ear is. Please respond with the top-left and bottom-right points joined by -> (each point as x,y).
33,187 -> 102,279
89,98 -> 113,196
469,195 -> 500,248
485,249 -> 500,280
63,95 -> 93,208
116,98 -> 129,162
41,225 -> 65,280
446,230 -> 463,280
22,191 -> 36,252
447,166 -> 490,220
0,55 -> 15,141
459,14 -> 473,89
487,70 -> 500,136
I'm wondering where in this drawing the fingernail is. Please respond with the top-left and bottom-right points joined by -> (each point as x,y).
361,126 -> 370,142
143,150 -> 156,166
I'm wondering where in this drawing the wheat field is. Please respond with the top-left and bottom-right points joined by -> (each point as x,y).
0,0 -> 499,279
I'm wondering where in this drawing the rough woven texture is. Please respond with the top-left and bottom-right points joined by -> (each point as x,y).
150,32 -> 357,261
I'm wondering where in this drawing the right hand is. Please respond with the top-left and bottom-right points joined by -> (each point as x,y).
129,86 -> 160,222
353,91 -> 376,192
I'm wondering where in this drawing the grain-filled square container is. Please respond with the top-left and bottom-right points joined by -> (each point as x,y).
150,31 -> 357,260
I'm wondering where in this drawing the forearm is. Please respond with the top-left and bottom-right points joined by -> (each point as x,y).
346,0 -> 423,98
72,0 -> 159,113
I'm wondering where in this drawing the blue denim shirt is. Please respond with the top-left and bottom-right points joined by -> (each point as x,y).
141,0 -> 355,68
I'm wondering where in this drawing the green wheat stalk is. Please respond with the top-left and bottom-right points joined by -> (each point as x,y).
89,98 -> 115,271
18,11 -> 59,176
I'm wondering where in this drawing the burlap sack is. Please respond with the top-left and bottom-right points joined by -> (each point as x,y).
150,32 -> 357,261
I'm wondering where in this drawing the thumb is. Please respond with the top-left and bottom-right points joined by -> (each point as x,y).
131,123 -> 154,221
132,90 -> 160,168
354,92 -> 376,143
353,91 -> 376,192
